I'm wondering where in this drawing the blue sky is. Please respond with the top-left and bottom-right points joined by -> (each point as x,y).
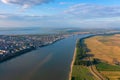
0,0 -> 120,28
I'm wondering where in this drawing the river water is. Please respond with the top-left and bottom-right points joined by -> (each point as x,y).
0,34 -> 90,80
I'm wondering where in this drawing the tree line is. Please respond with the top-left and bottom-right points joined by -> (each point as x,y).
74,39 -> 88,65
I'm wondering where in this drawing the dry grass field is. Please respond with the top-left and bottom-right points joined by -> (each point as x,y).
85,34 -> 120,80
101,71 -> 120,80
85,34 -> 120,64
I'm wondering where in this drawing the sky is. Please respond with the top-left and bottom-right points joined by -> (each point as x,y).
0,0 -> 120,28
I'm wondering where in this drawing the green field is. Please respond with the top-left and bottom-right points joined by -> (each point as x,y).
96,62 -> 120,71
72,65 -> 94,80
96,62 -> 120,80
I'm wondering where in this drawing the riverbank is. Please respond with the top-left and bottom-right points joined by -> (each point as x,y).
69,47 -> 77,80
39,37 -> 65,47
0,46 -> 36,63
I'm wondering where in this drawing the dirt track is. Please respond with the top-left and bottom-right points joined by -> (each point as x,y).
88,57 -> 106,80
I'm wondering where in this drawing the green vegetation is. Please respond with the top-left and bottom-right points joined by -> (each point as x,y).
96,62 -> 120,71
71,39 -> 94,80
96,61 -> 120,79
74,39 -> 86,65
72,65 -> 94,80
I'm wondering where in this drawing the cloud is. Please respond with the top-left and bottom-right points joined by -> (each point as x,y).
59,2 -> 68,5
0,14 -> 7,18
1,0 -> 54,8
64,3 -> 120,18
1,12 -> 120,28
0,13 -> 48,21
1,3 -> 120,28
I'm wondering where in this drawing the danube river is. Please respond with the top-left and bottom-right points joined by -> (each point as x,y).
0,34 -> 90,80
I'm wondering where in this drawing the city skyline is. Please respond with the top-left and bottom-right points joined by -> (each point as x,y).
0,0 -> 120,28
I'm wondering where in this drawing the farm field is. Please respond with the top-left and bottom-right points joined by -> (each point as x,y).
85,34 -> 120,80
101,71 -> 120,80
85,34 -> 120,64
96,62 -> 120,71
72,65 -> 94,80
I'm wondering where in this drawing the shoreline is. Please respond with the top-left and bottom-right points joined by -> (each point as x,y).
68,35 -> 95,80
68,45 -> 77,80
0,46 -> 36,63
